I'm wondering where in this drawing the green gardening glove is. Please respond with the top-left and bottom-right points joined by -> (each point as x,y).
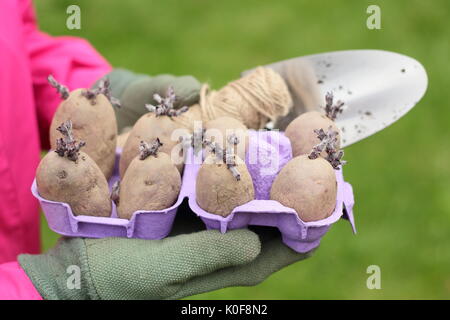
19,207 -> 313,300
95,68 -> 202,131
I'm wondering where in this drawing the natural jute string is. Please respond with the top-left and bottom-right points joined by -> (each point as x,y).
173,67 -> 293,130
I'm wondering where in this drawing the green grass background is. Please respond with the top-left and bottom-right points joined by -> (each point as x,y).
35,0 -> 450,299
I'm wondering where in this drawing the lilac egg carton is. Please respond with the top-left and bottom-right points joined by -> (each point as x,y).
186,131 -> 356,253
33,131 -> 355,251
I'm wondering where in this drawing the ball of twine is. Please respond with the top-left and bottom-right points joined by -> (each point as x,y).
173,67 -> 292,130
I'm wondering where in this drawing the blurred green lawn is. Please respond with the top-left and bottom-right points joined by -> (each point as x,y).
35,0 -> 450,299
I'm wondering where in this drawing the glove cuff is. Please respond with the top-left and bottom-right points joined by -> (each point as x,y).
18,238 -> 99,300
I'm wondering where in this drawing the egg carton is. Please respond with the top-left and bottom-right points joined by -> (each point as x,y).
187,131 -> 355,253
32,131 -> 355,252
32,149 -> 183,239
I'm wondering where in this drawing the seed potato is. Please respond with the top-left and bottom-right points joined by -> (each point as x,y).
270,155 -> 337,222
50,89 -> 118,179
117,149 -> 181,220
204,116 -> 249,160
196,155 -> 254,217
119,87 -> 190,177
37,151 -> 111,217
119,114 -> 186,177
284,111 -> 340,157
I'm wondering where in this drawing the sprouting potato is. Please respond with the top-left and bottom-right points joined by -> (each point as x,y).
270,128 -> 345,222
120,114 -> 184,176
196,136 -> 254,217
270,155 -> 337,222
285,111 -> 340,157
116,139 -> 181,220
37,121 -> 111,217
204,116 -> 249,160
120,86 -> 189,177
48,76 -> 118,179
285,92 -> 344,158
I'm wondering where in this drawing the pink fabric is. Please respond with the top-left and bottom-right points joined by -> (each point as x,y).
0,262 -> 42,300
0,0 -> 111,298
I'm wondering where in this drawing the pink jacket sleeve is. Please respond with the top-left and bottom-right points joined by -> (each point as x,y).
0,262 -> 42,300
22,0 -> 112,149
0,0 -> 112,299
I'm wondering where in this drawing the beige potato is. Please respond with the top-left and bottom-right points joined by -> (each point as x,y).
285,111 -> 340,158
36,151 -> 112,217
119,114 -> 188,177
50,89 -> 118,179
117,152 -> 181,220
204,116 -> 249,160
196,155 -> 254,217
270,155 -> 337,222
117,127 -> 132,149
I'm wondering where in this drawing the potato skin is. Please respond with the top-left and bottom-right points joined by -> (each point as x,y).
117,152 -> 181,220
196,155 -> 255,217
50,89 -> 118,179
270,155 -> 337,222
285,111 -> 340,158
204,116 -> 249,160
36,151 -> 112,217
117,126 -> 132,149
119,114 -> 188,177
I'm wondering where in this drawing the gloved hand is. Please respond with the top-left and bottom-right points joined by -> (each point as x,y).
95,68 -> 202,131
19,205 -> 313,300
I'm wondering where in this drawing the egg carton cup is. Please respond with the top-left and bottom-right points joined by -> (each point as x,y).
33,131 -> 355,250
